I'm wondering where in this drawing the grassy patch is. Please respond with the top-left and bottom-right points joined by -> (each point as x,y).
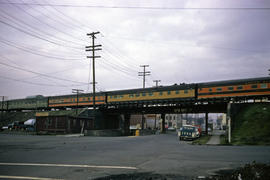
220,135 -> 231,145
231,104 -> 270,145
192,135 -> 211,145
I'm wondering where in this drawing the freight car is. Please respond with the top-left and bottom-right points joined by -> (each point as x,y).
107,83 -> 196,105
197,77 -> 270,101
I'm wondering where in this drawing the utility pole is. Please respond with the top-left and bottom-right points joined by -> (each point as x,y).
138,65 -> 150,88
72,89 -> 84,116
268,69 -> 270,76
153,80 -> 161,87
86,32 -> 102,111
86,32 -> 101,130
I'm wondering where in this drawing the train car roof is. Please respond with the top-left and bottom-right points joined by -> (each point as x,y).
197,76 -> 270,87
48,92 -> 105,99
106,83 -> 196,95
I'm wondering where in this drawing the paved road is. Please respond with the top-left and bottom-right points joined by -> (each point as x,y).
0,134 -> 270,179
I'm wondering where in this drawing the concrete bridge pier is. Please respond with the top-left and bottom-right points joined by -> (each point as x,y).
120,114 -> 130,136
161,113 -> 166,133
226,102 -> 232,143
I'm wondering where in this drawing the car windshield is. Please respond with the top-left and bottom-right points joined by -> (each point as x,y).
182,126 -> 195,131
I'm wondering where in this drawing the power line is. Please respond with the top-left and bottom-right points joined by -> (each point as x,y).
101,56 -> 137,77
0,38 -> 83,61
41,0 -> 97,32
0,20 -> 83,50
99,57 -> 140,81
0,2 -> 269,10
101,50 -> 138,73
0,7 -> 85,48
0,74 -> 85,87
0,59 -> 88,85
106,35 -> 269,54
14,0 -> 89,44
100,38 -> 139,68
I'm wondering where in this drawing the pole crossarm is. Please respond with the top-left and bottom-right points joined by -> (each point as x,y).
85,45 -> 102,48
86,48 -> 102,51
87,32 -> 100,36
87,56 -> 101,58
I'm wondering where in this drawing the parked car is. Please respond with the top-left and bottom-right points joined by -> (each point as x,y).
178,125 -> 200,141
8,121 -> 26,130
1,126 -> 8,131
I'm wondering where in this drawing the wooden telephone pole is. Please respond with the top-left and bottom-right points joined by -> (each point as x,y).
153,80 -> 161,87
138,65 -> 150,89
86,32 -> 102,111
86,32 -> 102,130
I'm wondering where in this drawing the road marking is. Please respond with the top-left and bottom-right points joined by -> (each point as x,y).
0,162 -> 137,170
0,175 -> 63,180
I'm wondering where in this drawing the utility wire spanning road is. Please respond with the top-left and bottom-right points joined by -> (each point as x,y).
0,133 -> 270,179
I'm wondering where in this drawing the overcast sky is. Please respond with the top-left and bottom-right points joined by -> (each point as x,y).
0,0 -> 270,100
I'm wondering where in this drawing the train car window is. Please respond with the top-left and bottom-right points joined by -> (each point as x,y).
260,84 -> 267,89
142,93 -> 146,96
129,94 -> 134,98
237,86 -> 243,90
175,91 -> 179,94
159,92 -> 163,96
217,88 -> 222,91
228,87 -> 234,91
136,93 -> 140,97
114,95 -> 117,99
209,88 -> 212,92
88,97 -> 91,101
251,85 -> 258,89
184,90 -> 188,94
167,91 -> 171,95
148,92 -> 153,96
119,95 -> 123,99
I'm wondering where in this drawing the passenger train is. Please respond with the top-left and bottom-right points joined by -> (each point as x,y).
1,77 -> 270,111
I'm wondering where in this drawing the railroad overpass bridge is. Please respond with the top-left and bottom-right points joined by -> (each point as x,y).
100,98 -> 268,140
2,76 -> 269,141
100,100 -> 227,136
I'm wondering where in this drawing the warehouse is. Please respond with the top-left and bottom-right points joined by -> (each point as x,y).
35,109 -> 94,134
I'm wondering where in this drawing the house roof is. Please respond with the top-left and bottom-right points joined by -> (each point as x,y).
35,108 -> 91,118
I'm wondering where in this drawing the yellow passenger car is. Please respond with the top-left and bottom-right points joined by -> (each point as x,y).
107,84 -> 196,104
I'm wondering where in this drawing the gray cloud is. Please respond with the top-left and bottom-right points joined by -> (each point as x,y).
0,0 -> 269,99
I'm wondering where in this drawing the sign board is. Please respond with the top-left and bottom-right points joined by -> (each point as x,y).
36,112 -> 49,117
